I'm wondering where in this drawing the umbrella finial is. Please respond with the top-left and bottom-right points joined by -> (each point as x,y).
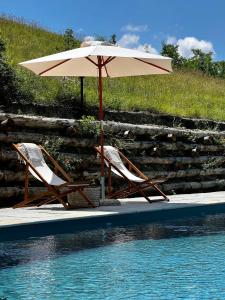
80,40 -> 115,48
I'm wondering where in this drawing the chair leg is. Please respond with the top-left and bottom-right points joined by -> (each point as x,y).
108,180 -> 169,204
24,163 -> 29,203
151,183 -> 170,201
36,196 -> 56,207
108,164 -> 112,196
36,187 -> 96,209
50,191 -> 69,209
77,188 -> 96,208
28,188 -> 69,209
13,191 -> 52,208
140,193 -> 153,204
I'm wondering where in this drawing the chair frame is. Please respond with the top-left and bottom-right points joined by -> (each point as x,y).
95,146 -> 169,203
13,143 -> 96,209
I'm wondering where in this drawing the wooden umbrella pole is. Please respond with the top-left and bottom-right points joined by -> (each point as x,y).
98,56 -> 105,201
80,76 -> 84,115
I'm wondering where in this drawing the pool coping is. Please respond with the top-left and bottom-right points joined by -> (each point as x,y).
1,192 -> 225,241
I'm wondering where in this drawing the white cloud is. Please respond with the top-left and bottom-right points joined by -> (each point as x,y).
121,24 -> 149,32
166,36 -> 215,58
83,35 -> 95,42
117,33 -> 140,48
83,34 -> 157,54
135,43 -> 158,54
118,34 -> 158,54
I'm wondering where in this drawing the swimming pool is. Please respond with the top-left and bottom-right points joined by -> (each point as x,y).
1,214 -> 225,299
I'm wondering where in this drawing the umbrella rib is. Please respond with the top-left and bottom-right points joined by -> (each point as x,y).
38,59 -> 72,75
133,58 -> 171,73
102,56 -> 115,66
86,57 -> 98,67
102,57 -> 116,77
104,64 -> 109,77
86,56 -> 115,77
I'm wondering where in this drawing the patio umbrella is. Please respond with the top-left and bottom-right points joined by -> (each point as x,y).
19,42 -> 172,201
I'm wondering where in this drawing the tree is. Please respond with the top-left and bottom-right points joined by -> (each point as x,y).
160,42 -> 183,68
0,37 -> 31,107
212,61 -> 225,78
182,49 -> 214,75
94,35 -> 106,42
143,44 -> 150,53
63,28 -> 79,50
109,34 -> 117,45
0,38 -> 6,56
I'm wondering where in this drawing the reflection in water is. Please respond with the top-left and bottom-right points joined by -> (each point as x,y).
0,236 -> 57,268
1,213 -> 225,269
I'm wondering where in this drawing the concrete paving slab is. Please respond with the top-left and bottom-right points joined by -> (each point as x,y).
0,191 -> 225,228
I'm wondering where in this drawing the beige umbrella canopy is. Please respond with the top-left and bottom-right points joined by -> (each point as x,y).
19,42 -> 172,200
19,43 -> 172,77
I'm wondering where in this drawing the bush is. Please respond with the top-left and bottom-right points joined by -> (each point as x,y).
54,78 -> 80,105
79,115 -> 99,137
161,43 -> 184,68
0,37 -> 33,107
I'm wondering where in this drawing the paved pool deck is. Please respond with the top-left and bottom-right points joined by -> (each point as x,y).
1,191 -> 225,227
0,191 -> 225,241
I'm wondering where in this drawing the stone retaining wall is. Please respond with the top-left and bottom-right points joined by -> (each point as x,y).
0,113 -> 225,207
3,102 -> 225,131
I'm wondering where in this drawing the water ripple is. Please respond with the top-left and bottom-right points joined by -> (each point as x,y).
1,214 -> 225,299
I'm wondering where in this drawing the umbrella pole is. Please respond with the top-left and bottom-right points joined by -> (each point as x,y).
80,76 -> 84,115
98,57 -> 105,201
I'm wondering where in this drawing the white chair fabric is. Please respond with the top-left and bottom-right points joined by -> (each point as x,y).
18,143 -> 66,186
103,146 -> 144,183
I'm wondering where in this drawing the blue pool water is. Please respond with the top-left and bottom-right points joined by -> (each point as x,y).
1,215 -> 225,299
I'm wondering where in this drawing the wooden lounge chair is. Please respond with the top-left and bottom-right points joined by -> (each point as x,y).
95,145 -> 169,203
13,143 -> 96,209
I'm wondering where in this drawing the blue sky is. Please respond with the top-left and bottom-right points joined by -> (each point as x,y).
1,0 -> 225,60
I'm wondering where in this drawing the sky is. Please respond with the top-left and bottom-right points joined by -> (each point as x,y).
1,0 -> 225,60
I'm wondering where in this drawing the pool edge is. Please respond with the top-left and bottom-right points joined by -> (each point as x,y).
1,202 -> 225,242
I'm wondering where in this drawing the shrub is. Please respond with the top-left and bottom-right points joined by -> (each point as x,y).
79,115 -> 100,137
54,78 -> 80,106
0,37 -> 33,107
43,137 -> 82,172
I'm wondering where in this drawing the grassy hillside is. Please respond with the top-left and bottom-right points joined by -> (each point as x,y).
0,16 -> 80,102
0,16 -> 225,121
88,70 -> 225,120
0,16 -> 67,63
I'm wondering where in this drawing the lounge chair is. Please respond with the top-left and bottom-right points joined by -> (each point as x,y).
13,143 -> 96,209
95,145 -> 169,203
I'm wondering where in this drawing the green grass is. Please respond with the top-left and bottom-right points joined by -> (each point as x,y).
0,16 -> 81,102
1,16 -> 225,121
84,70 -> 225,120
0,16 -> 66,64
